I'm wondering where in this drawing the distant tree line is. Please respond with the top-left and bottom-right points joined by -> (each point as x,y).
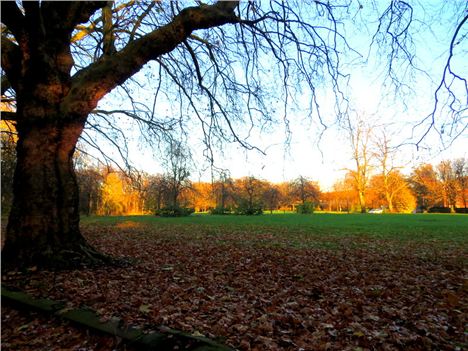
328,159 -> 467,213
70,157 -> 468,216
1,126 -> 466,215
341,118 -> 468,214
74,170 -> 321,216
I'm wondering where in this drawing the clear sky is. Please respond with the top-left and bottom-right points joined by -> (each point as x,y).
86,1 -> 467,191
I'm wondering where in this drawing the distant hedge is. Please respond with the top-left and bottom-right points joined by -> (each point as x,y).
296,202 -> 315,214
428,207 -> 451,213
155,206 -> 194,217
210,207 -> 232,215
234,201 -> 263,215
455,208 -> 468,214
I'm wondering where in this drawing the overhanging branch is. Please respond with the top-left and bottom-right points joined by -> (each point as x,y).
63,1 -> 240,116
0,111 -> 17,121
0,1 -> 24,38
414,13 -> 468,147
1,74 -> 12,95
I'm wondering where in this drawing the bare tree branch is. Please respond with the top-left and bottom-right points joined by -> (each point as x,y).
102,1 -> 116,56
0,1 -> 24,38
1,111 -> 16,121
62,2 -> 240,116
0,37 -> 21,90
415,13 -> 468,147
42,1 -> 106,33
1,74 -> 11,95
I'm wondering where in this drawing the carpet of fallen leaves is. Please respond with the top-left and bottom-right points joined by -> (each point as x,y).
1,306 -> 131,351
2,221 -> 467,350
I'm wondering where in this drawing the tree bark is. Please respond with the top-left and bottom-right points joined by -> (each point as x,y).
384,178 -> 394,213
358,190 -> 366,213
2,118 -> 108,269
386,192 -> 394,213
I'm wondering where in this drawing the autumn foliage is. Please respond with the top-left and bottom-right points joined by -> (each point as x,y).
69,159 -> 467,216
75,172 -> 324,216
1,144 -> 467,215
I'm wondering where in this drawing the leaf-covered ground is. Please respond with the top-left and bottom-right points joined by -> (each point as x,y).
1,306 -> 127,351
2,214 -> 467,350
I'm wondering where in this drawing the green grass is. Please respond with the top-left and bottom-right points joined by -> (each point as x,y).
81,212 -> 468,245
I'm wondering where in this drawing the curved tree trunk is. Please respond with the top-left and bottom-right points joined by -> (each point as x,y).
2,118 -> 108,270
358,191 -> 366,213
386,191 -> 394,213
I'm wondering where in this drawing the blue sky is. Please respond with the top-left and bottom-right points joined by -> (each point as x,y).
85,0 -> 467,190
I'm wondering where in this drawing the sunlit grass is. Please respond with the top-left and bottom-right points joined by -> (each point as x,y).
81,213 -> 468,244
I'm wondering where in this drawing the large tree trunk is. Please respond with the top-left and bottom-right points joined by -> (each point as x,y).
2,118 -> 108,270
358,190 -> 366,213
383,177 -> 393,212
385,190 -> 394,213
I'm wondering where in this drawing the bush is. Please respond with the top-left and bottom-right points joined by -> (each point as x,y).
296,202 -> 315,214
155,206 -> 194,217
427,207 -> 451,213
455,208 -> 468,214
234,201 -> 263,215
210,207 -> 232,215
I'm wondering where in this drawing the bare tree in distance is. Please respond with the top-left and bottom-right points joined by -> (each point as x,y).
437,160 -> 458,211
453,158 -> 467,209
162,139 -> 192,209
142,173 -> 170,213
262,183 -> 281,214
1,1 -> 466,269
409,163 -> 443,210
344,116 -> 374,213
372,129 -> 409,212
212,170 -> 235,213
234,176 -> 267,215
289,176 -> 320,206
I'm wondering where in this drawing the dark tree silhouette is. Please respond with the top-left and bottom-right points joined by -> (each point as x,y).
163,139 -> 192,209
289,176 -> 321,206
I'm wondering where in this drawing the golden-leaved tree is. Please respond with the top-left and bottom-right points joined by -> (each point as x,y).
368,173 -> 415,213
190,182 -> 215,212
99,171 -> 143,216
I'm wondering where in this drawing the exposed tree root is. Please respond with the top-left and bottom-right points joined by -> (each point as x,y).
2,241 -> 132,273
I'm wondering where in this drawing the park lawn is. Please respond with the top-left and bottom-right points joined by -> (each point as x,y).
81,212 -> 468,247
2,213 -> 467,350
